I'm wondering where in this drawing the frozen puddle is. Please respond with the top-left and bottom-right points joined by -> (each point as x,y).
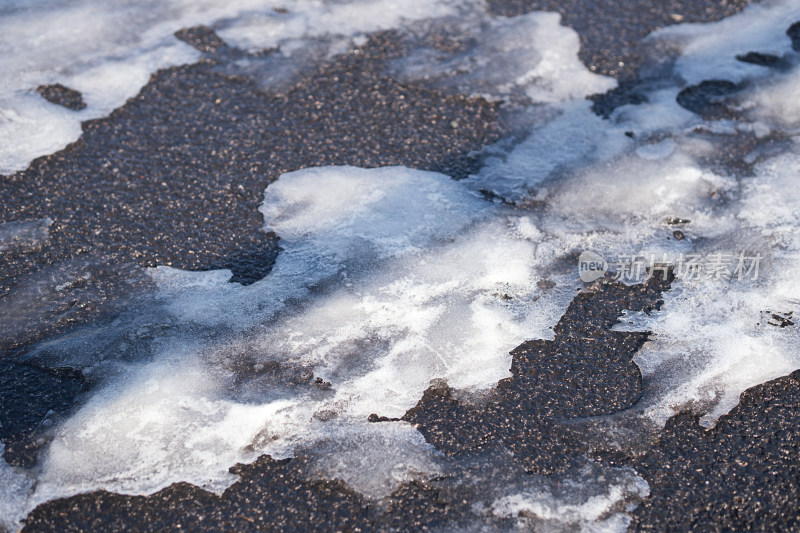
3,0 -> 800,531
16,165 -> 584,518
0,217 -> 52,253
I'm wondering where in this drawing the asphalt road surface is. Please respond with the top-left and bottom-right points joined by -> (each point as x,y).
4,0 -> 800,531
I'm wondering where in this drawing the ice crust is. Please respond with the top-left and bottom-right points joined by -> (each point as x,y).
0,217 -> 52,252
3,0 -> 800,530
490,466 -> 649,533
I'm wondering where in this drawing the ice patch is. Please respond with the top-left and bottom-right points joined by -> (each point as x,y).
463,456 -> 649,532
23,165 -> 578,514
389,11 -> 615,103
635,138 -> 677,160
649,0 -> 800,85
0,0 -> 464,175
215,0 -> 461,53
38,359 -> 293,497
303,422 -> 443,499
468,101 -> 631,202
750,68 -> 800,128
0,0 -> 200,174
0,216 -> 53,253
631,151 -> 800,426
491,472 -> 648,533
0,258 -> 134,350
0,0 -> 616,175
0,444 -> 34,532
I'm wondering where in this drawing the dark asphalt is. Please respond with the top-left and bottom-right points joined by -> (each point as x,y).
631,370 -> 800,531
5,0 -> 800,531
